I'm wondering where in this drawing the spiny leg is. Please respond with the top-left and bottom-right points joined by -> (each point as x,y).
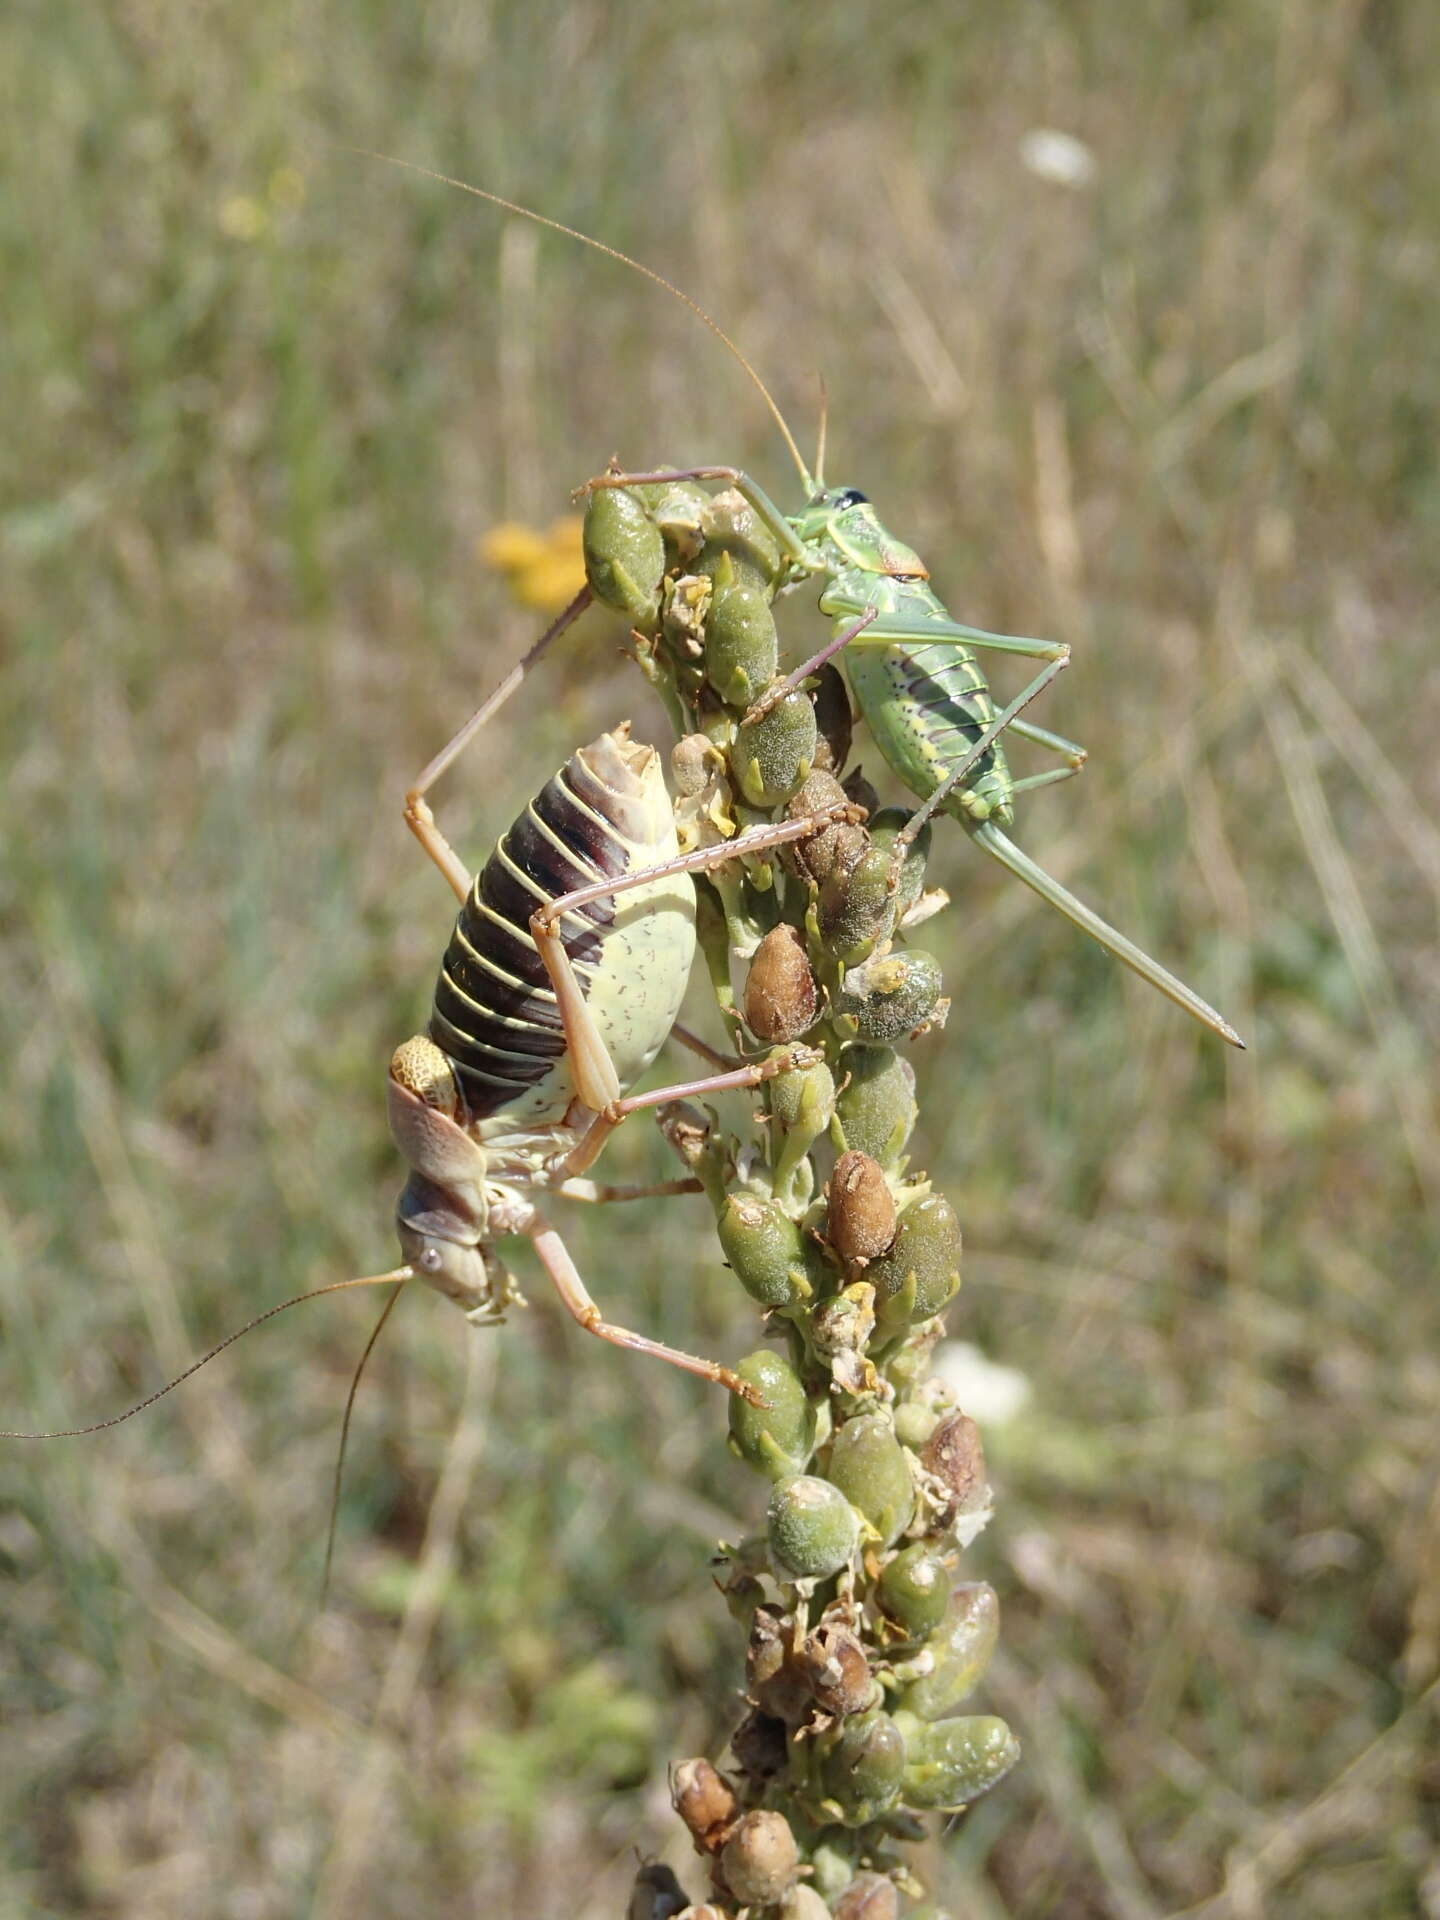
744,607 -> 880,724
525,1217 -> 763,1403
404,584 -> 595,901
561,1047 -> 821,1177
971,820 -> 1245,1048
529,806 -> 849,1116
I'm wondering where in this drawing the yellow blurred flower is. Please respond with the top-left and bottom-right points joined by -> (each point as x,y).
218,194 -> 267,241
478,515 -> 587,614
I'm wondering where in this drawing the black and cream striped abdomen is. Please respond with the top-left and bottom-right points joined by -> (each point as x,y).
429,728 -> 694,1132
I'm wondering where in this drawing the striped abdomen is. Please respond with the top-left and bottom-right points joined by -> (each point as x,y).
429,727 -> 694,1130
844,581 -> 1015,828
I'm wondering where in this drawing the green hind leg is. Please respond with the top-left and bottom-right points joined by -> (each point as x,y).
971,820 -> 1244,1048
819,595 -> 1070,664
1006,715 -> 1089,794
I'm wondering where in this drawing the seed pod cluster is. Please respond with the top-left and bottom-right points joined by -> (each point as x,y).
581,475 -> 1016,1902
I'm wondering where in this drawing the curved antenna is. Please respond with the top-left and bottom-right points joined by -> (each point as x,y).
320,1279 -> 407,1607
0,1269 -> 414,1438
814,376 -> 830,490
351,150 -> 815,493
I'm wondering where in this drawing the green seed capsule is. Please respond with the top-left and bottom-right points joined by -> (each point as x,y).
897,1583 -> 1001,1722
717,1192 -> 816,1309
733,690 -> 819,808
818,843 -> 898,963
896,1712 -> 1021,1811
582,486 -> 664,621
810,1840 -> 863,1903
877,1543 -> 952,1640
867,808 -> 932,921
645,478 -> 711,565
706,582 -> 780,708
767,1474 -> 860,1581
699,488 -> 784,590
826,1413 -> 914,1548
729,1350 -> 818,1481
833,949 -> 945,1043
893,1399 -> 940,1450
868,1194 -> 963,1335
765,1052 -> 836,1203
818,1709 -> 907,1825
833,1045 -> 918,1170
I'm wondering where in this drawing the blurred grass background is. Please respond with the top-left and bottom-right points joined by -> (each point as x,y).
1,2 -> 1436,1914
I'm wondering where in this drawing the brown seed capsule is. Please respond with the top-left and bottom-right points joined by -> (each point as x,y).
785,770 -> 868,888
779,1888 -> 833,1920
720,1810 -> 799,1908
832,1872 -> 902,1920
744,925 -> 819,1043
811,1282 -> 877,1360
747,1605 -> 813,1726
798,1623 -> 880,1718
827,1150 -> 898,1268
818,842 -> 898,963
730,1707 -> 790,1783
843,765 -> 882,817
920,1411 -> 988,1524
672,1758 -> 737,1854
811,661 -> 854,774
671,732 -> 718,799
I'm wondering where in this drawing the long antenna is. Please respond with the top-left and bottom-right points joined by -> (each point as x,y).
321,1279 -> 407,1606
0,1270 -> 414,1438
351,151 -> 815,492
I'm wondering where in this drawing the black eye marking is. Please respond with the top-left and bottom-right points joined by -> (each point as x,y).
832,488 -> 868,508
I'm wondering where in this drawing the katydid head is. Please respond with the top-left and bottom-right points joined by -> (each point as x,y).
790,486 -> 871,543
790,487 -> 929,580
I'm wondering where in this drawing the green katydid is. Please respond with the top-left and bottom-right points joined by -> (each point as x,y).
371,156 -> 1243,1050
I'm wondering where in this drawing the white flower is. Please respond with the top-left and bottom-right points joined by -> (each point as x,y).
1019,129 -> 1097,189
931,1342 -> 1032,1425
